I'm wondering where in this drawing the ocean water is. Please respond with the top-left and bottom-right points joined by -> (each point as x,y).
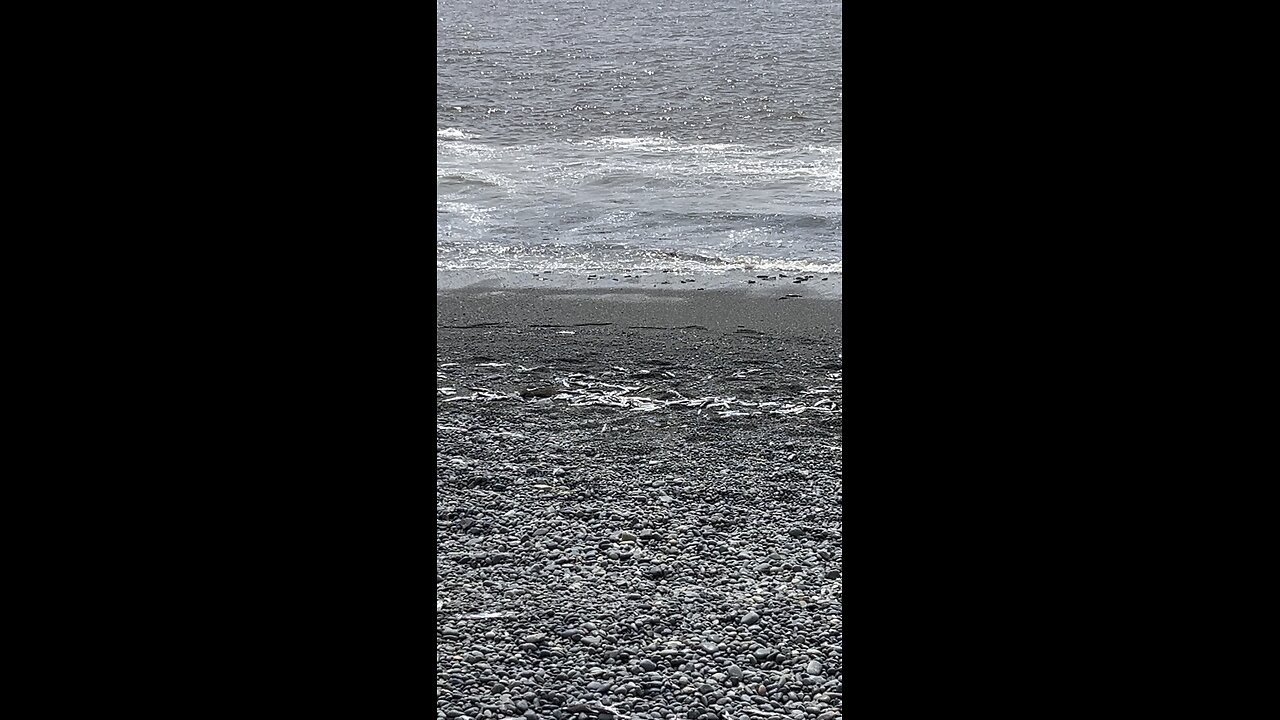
437,0 -> 842,280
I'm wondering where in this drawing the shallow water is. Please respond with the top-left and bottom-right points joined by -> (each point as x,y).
438,0 -> 842,278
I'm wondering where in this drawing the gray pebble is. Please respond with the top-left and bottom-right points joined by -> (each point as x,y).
437,341 -> 845,720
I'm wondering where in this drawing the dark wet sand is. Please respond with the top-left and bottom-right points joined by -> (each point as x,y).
437,286 -> 842,340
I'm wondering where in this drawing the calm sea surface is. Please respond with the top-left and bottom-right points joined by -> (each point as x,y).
437,0 -> 841,278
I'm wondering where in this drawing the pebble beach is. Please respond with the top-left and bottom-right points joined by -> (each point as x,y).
436,286 -> 843,720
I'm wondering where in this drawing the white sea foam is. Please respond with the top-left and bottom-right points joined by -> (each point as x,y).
437,201 -> 497,228
435,239 -> 841,276
437,136 -> 841,274
440,137 -> 841,192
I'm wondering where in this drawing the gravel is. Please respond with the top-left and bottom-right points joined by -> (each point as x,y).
437,289 -> 842,720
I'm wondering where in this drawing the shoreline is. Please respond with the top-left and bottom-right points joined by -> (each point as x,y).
436,269 -> 843,299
